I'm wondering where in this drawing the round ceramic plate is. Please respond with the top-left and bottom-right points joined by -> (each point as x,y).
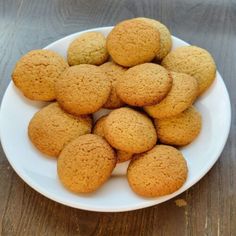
0,27 -> 231,212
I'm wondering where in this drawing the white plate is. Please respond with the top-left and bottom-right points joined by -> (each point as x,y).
0,27 -> 231,212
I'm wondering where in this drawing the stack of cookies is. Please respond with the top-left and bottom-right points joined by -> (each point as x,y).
12,17 -> 216,197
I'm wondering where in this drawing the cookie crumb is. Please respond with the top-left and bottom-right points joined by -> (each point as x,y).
175,198 -> 187,207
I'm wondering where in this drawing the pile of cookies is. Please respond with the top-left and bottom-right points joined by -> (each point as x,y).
12,17 -> 216,197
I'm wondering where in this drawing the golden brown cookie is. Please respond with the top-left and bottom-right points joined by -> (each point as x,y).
104,107 -> 157,153
144,72 -> 198,119
28,102 -> 92,157
127,145 -> 188,197
136,17 -> 172,61
55,64 -> 111,115
106,19 -> 160,67
92,115 -> 108,138
100,62 -> 127,109
161,46 -> 216,95
12,49 -> 69,101
67,32 -> 109,66
117,150 -> 133,163
57,134 -> 116,193
155,106 -> 202,146
93,115 -> 133,163
116,63 -> 172,106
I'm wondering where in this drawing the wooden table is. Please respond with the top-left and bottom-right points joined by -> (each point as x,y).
0,0 -> 235,235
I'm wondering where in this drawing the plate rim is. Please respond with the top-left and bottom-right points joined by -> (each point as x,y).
0,26 -> 232,212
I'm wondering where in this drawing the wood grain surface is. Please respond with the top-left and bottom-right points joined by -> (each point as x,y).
0,0 -> 235,235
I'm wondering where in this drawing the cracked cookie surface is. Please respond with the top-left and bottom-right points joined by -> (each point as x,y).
161,46 -> 216,95
117,63 -> 172,106
127,145 -> 188,197
106,19 -> 160,67
104,107 -> 157,153
57,134 -> 116,193
67,32 -> 109,66
28,102 -> 92,157
12,49 -> 69,101
135,17 -> 172,61
93,115 -> 133,162
144,72 -> 198,119
55,64 -> 111,115
155,106 -> 202,146
100,61 -> 127,109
